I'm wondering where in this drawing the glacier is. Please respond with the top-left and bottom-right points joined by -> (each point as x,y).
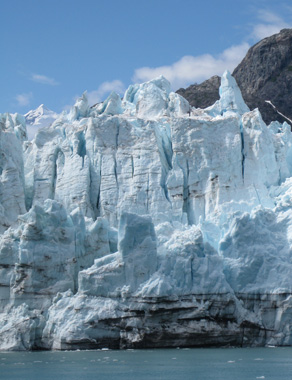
1,71 -> 292,349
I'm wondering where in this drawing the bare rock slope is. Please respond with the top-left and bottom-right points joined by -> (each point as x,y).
177,29 -> 292,126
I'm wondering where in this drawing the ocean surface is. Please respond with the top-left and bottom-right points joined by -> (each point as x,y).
0,347 -> 291,380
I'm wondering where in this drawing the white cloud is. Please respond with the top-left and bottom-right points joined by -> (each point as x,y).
87,80 -> 125,106
251,10 -> 290,40
31,73 -> 59,86
133,43 -> 250,90
15,92 -> 33,107
132,9 -> 292,90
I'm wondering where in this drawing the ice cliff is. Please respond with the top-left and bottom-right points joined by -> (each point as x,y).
2,71 -> 292,350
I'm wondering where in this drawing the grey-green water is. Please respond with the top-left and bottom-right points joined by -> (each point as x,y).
0,347 -> 291,380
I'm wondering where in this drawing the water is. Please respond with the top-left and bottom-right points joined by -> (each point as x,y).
0,347 -> 291,380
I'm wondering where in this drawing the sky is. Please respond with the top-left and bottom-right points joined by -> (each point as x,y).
1,0 -> 292,114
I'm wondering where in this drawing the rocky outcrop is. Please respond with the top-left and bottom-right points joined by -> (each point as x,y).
177,29 -> 292,126
177,75 -> 220,110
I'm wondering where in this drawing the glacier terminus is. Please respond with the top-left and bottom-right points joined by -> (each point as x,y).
1,72 -> 292,350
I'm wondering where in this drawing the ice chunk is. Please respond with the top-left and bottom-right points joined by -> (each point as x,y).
90,92 -> 123,116
123,76 -> 171,118
206,70 -> 249,116
220,208 -> 292,293
168,92 -> 190,116
68,92 -> 89,121
78,213 -> 157,297
119,212 -> 157,289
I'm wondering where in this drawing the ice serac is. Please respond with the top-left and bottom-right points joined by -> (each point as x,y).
0,113 -> 26,232
205,71 -> 249,117
2,72 -> 292,349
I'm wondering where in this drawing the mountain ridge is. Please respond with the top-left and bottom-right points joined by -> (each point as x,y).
177,28 -> 292,126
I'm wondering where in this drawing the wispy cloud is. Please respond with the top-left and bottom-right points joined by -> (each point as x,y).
31,73 -> 59,86
87,80 -> 125,105
15,92 -> 33,107
133,43 -> 250,90
251,9 -> 290,40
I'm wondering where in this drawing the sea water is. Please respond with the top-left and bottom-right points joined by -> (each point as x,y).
0,347 -> 291,380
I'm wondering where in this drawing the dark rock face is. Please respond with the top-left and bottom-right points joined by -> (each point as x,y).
177,76 -> 221,109
234,28 -> 292,125
177,29 -> 292,126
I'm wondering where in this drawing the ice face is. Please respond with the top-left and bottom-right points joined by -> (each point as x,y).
206,70 -> 250,116
1,73 -> 292,349
0,113 -> 27,231
68,92 -> 90,121
78,212 -> 157,298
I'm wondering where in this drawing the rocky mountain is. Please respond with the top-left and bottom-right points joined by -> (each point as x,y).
177,28 -> 292,126
1,73 -> 292,350
176,75 -> 221,110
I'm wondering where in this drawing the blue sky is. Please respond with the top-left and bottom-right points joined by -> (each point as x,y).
1,0 -> 292,114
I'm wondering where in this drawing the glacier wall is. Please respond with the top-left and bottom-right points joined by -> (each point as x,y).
2,72 -> 292,350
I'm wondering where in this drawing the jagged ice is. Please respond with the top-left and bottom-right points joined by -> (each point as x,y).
1,71 -> 292,349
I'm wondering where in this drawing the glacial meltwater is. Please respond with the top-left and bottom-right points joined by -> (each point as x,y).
0,347 -> 291,380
